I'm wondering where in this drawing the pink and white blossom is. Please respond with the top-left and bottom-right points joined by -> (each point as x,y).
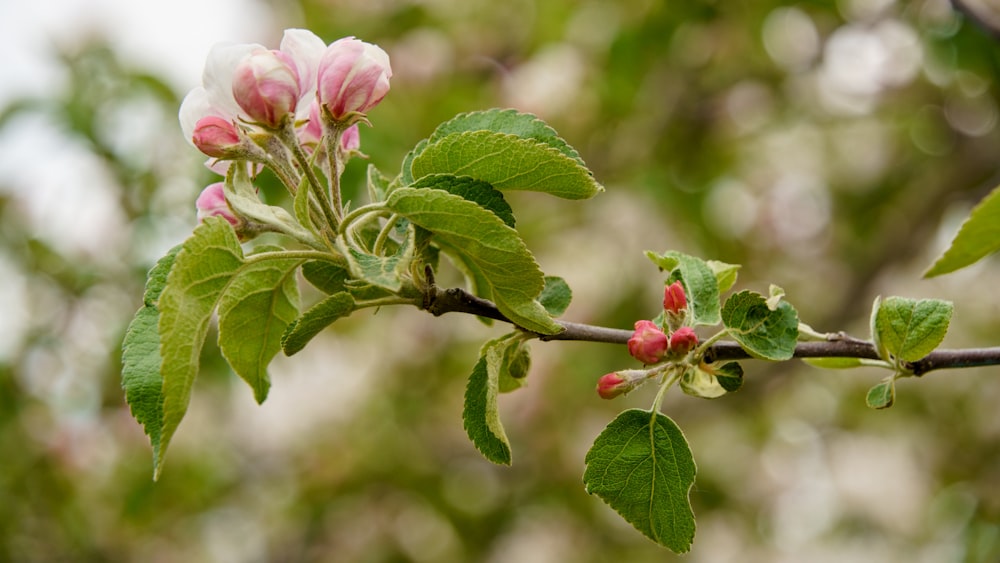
232,48 -> 301,127
195,183 -> 239,225
317,37 -> 392,120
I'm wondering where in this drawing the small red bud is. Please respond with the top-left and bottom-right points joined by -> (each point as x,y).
596,372 -> 627,399
663,281 -> 687,314
191,116 -> 241,158
669,326 -> 699,357
628,320 -> 669,364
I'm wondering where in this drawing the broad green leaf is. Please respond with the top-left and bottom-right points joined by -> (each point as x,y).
721,290 -> 799,360
538,275 -> 572,317
156,217 -> 244,478
341,225 -> 414,293
302,259 -> 350,294
427,108 -> 585,166
925,185 -> 1000,277
121,245 -> 181,471
387,188 -> 562,335
463,339 -> 514,464
412,174 -> 515,227
679,366 -> 727,399
399,138 -> 429,186
706,260 -> 741,293
866,378 -> 895,409
282,292 -> 356,356
584,409 -> 697,553
873,296 -> 953,362
410,131 -> 603,200
646,250 -> 721,326
217,255 -> 302,403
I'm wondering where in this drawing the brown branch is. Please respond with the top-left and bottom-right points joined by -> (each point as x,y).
423,285 -> 1000,376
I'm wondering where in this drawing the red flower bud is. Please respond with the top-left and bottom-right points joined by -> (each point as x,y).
191,116 -> 241,158
596,372 -> 627,399
669,326 -> 699,357
663,281 -> 687,314
628,320 -> 668,364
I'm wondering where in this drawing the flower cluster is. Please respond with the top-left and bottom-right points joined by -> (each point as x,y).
597,281 -> 700,398
179,29 -> 392,232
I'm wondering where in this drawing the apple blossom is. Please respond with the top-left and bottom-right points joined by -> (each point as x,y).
628,320 -> 669,364
195,183 -> 239,226
669,327 -> 699,357
317,37 -> 392,120
232,49 -> 301,127
191,116 -> 241,158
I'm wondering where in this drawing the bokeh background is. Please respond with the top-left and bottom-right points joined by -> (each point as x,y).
2,0 -> 1000,561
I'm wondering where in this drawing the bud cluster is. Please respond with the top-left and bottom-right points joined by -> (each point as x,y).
179,29 -> 393,234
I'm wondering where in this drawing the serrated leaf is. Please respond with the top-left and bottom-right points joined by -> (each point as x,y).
584,409 -> 697,553
721,290 -> 799,360
925,185 -> 1000,277
387,188 -> 562,335
400,138 -> 429,186
225,163 -> 313,242
121,245 -> 181,472
706,260 -> 740,293
156,217 -> 244,478
412,174 -> 516,227
217,255 -> 302,403
646,251 -> 721,326
367,163 -> 391,203
873,297 -> 953,362
427,108 -> 585,166
302,259 -> 350,294
539,276 -> 572,317
282,292 -> 355,356
410,131 -> 603,200
866,379 -> 895,409
341,225 -> 414,292
463,340 -> 512,464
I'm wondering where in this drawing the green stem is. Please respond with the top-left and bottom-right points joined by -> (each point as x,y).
339,202 -> 389,238
651,367 -> 680,413
277,122 -> 341,234
245,249 -> 346,266
372,213 -> 400,255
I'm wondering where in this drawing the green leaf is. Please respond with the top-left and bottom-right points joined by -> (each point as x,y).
367,163 -> 391,203
646,251 -> 721,326
217,255 -> 302,403
583,409 -> 697,553
293,174 -> 318,237
679,366 -> 727,399
498,339 -> 531,393
399,138 -> 429,186
412,174 -> 516,227
713,362 -> 744,392
427,108 -> 585,166
870,296 -> 888,362
410,131 -> 603,200
872,297 -> 953,362
301,260 -> 350,294
156,217 -> 244,478
721,290 -> 799,360
225,163 -> 312,242
282,292 -> 356,356
387,188 -> 562,335
866,378 -> 896,409
538,275 -> 572,317
121,245 -> 181,471
706,260 -> 741,293
925,185 -> 1000,277
803,357 -> 869,369
463,339 -> 514,464
341,225 -> 414,293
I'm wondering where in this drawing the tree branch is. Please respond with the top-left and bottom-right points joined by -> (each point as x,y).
422,285 -> 1000,376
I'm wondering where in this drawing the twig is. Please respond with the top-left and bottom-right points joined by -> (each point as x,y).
422,285 -> 1000,376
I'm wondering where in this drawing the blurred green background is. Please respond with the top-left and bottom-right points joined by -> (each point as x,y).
2,0 -> 1000,561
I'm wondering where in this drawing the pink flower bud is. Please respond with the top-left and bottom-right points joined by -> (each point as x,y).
232,49 -> 301,127
317,37 -> 392,120
669,326 -> 699,357
596,372 -> 627,399
191,116 -> 241,158
195,183 -> 239,226
663,281 -> 687,314
628,320 -> 669,364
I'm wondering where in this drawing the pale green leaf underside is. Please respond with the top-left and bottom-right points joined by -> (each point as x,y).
217,256 -> 302,404
721,290 -> 799,360
645,250 -> 721,326
156,217 -> 244,479
428,108 -> 585,166
925,185 -> 1000,277
387,188 -> 562,335
874,297 -> 953,362
282,292 -> 356,356
410,130 -> 603,200
463,342 -> 512,464
866,379 -> 895,409
121,245 -> 182,472
584,409 -> 697,553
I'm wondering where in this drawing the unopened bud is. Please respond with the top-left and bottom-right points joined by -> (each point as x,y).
191,116 -> 241,158
317,37 -> 392,121
663,281 -> 687,314
232,49 -> 301,127
596,369 -> 648,399
628,320 -> 668,364
668,326 -> 699,357
195,183 -> 240,226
